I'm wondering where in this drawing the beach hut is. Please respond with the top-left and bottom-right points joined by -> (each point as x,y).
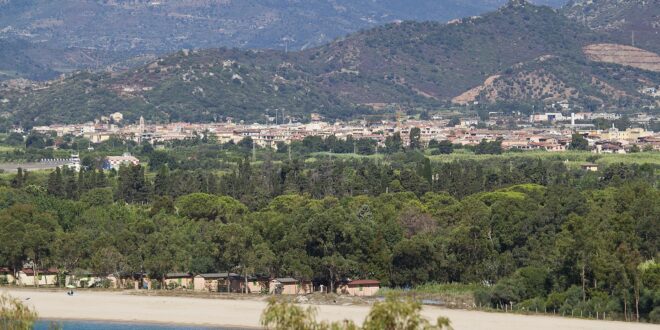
341,280 -> 381,297
106,274 -> 120,289
164,273 -> 193,290
270,278 -> 312,295
231,275 -> 270,294
65,271 -> 107,288
0,267 -> 16,285
193,273 -> 239,292
245,275 -> 270,294
18,268 -> 59,287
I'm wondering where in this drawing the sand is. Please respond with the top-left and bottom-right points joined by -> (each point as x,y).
4,289 -> 657,330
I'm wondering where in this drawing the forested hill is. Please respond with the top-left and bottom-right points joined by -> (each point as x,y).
2,1 -> 659,126
0,0 -> 566,80
297,1 -> 600,104
564,0 -> 660,53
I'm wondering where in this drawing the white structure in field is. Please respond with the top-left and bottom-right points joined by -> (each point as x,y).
103,152 -> 140,170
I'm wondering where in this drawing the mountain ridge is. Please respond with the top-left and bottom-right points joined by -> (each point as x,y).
0,0 -> 567,80
1,1 -> 658,126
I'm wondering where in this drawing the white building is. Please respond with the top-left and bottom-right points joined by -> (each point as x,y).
103,152 -> 140,170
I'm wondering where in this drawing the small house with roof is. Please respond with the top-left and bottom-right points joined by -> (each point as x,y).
270,277 -> 312,295
18,268 -> 59,286
164,272 -> 193,290
193,272 -> 240,292
102,152 -> 140,170
0,267 -> 16,285
65,271 -> 106,288
340,280 -> 381,297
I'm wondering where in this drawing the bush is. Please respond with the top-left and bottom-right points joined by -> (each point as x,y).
261,294 -> 453,329
97,279 -> 112,289
517,298 -> 546,312
650,307 -> 660,323
473,288 -> 492,307
0,293 -> 38,329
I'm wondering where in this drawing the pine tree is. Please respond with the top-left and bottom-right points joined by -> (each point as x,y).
47,167 -> 65,197
10,168 -> 26,188
153,165 -> 170,196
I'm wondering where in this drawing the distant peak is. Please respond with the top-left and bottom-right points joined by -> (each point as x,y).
505,0 -> 531,8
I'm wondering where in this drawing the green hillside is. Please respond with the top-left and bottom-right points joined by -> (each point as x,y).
1,1 -> 658,126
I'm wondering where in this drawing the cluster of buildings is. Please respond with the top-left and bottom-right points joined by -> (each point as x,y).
28,111 -> 659,153
0,267 -> 380,297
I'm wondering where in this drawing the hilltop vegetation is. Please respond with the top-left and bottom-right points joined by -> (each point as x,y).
1,1 -> 659,125
564,0 -> 660,53
0,0 -> 566,80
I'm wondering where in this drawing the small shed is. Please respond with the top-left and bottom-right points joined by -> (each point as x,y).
240,275 -> 270,294
0,267 -> 16,285
65,271 -> 105,288
270,278 -> 312,295
18,268 -> 59,287
193,273 -> 239,292
342,280 -> 381,297
164,272 -> 193,290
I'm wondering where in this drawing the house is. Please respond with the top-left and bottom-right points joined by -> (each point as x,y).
236,275 -> 270,294
580,163 -> 599,172
193,273 -> 240,292
269,278 -> 312,295
65,271 -> 106,288
108,272 -> 149,290
340,280 -> 381,297
102,152 -> 140,170
17,268 -> 59,287
0,267 -> 16,285
164,272 -> 193,290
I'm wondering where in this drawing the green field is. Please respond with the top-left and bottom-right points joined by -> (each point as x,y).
310,150 -> 660,167
378,283 -> 480,308
428,150 -> 660,167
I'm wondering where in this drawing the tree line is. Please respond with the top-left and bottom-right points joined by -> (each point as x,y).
0,154 -> 658,322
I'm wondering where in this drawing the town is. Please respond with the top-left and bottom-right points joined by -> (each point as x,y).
26,110 -> 659,155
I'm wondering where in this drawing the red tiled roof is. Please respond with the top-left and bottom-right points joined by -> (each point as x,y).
348,280 -> 380,286
21,268 -> 59,275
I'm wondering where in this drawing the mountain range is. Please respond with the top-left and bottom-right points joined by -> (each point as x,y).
0,0 -> 567,80
0,0 -> 659,126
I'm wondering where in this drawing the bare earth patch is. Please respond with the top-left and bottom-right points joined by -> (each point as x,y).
584,44 -> 660,72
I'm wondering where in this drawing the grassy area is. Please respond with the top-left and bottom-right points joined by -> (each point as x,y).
306,152 -> 386,163
378,283 -> 480,309
428,150 -> 660,167
306,150 -> 660,168
0,146 -> 17,152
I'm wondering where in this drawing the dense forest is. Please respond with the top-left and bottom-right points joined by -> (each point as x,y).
2,2 -> 659,126
0,135 -> 658,323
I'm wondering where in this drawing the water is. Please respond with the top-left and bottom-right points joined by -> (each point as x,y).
35,320 -> 246,330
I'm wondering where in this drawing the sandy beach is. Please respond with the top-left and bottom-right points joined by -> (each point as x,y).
4,289 -> 657,330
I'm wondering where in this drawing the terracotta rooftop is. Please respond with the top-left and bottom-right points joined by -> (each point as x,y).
348,279 -> 380,286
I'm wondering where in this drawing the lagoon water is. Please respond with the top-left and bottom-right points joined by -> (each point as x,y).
35,320 -> 243,330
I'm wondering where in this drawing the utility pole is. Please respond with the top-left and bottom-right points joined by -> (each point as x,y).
632,30 -> 636,47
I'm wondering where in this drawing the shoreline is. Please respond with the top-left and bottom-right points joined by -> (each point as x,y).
5,289 -> 657,330
39,318 -> 258,329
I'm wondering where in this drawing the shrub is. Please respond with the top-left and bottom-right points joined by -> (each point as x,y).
0,293 -> 38,330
